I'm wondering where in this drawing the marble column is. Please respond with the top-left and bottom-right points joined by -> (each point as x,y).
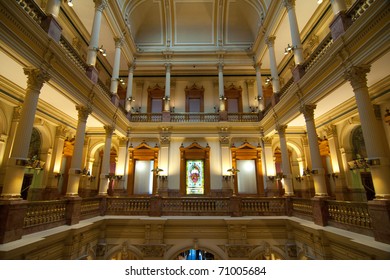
110,37 -> 123,106
41,0 -> 62,42
45,126 -> 68,198
283,0 -> 304,65
1,67 -> 49,199
164,63 -> 171,112
276,125 -> 294,196
86,0 -> 108,83
329,0 -> 351,40
345,65 -> 390,199
125,64 -> 135,112
66,105 -> 91,196
98,125 -> 114,196
255,63 -> 265,111
300,104 -> 328,196
265,36 -> 281,95
324,125 -> 349,200
115,136 -> 129,194
218,63 -> 226,111
262,136 -> 277,196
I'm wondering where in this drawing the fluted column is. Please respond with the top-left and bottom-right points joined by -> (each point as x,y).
110,37 -> 123,95
345,66 -> 390,199
265,36 -> 280,93
300,104 -> 328,196
283,0 -> 304,65
255,63 -> 265,111
262,136 -> 276,196
218,63 -> 226,112
164,63 -> 171,112
115,136 -> 129,192
47,126 -> 68,189
86,0 -> 108,67
1,68 -> 49,199
66,105 -> 91,196
125,64 -> 135,112
276,125 -> 294,196
98,125 -> 114,195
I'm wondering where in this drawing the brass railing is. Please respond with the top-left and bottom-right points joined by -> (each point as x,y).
327,200 -> 372,229
292,198 -> 313,220
241,198 -> 286,215
349,0 -> 376,22
161,198 -> 230,215
105,197 -> 150,214
23,200 -> 67,228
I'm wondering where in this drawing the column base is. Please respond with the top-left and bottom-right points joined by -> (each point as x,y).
219,111 -> 228,121
86,66 -> 99,84
329,12 -> 352,41
162,111 -> 171,122
63,196 -> 82,225
368,199 -> 390,244
40,15 -> 62,43
311,196 -> 329,226
111,93 -> 120,106
0,200 -> 28,244
293,65 -> 305,82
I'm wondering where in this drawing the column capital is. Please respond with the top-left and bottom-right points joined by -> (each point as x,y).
12,106 -> 22,121
254,62 -> 262,71
114,36 -> 124,48
119,136 -> 129,146
94,0 -> 108,12
265,36 -> 276,48
103,125 -> 115,136
165,63 -> 171,71
75,105 -> 92,123
218,63 -> 224,71
128,63 -> 136,72
283,0 -> 296,11
344,65 -> 371,91
323,125 -> 337,138
300,104 -> 316,122
56,125 -> 69,138
262,136 -> 273,145
23,67 -> 50,93
276,124 -> 288,135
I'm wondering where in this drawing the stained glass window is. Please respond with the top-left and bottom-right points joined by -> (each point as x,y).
186,160 -> 204,194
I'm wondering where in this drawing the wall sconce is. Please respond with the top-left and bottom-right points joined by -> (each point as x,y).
284,44 -> 296,55
219,95 -> 227,101
115,175 -> 123,180
151,167 -> 164,175
227,167 -> 240,175
311,169 -> 319,175
302,167 -> 311,177
66,0 -> 74,7
265,77 -> 272,85
326,173 -> 339,179
118,78 -> 126,86
81,167 -> 90,176
105,173 -> 116,180
163,96 -> 170,101
384,109 -> 390,126
276,172 -> 285,180
93,45 -> 106,56
249,106 -> 258,112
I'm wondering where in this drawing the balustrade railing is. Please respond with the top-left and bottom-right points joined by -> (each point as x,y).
327,200 -> 372,229
291,198 -> 313,220
241,198 -> 286,215
303,33 -> 333,72
128,113 -> 162,122
348,0 -> 375,22
23,200 -> 67,228
162,198 -> 230,215
80,198 -> 101,218
227,113 -> 260,122
106,198 -> 150,215
16,0 -> 45,25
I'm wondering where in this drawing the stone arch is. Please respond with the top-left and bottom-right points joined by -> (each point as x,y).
167,246 -> 224,260
0,105 -> 8,135
249,242 -> 286,260
339,119 -> 361,152
105,241 -> 143,260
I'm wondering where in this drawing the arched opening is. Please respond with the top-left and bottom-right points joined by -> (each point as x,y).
175,249 -> 215,260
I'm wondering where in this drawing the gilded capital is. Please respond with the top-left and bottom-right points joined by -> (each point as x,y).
276,124 -> 288,135
114,37 -> 124,48
94,0 -> 108,12
56,125 -> 69,138
104,125 -> 115,136
300,104 -> 316,122
23,67 -> 50,93
344,65 -> 371,91
324,125 -> 336,138
262,136 -> 273,145
265,36 -> 276,48
75,105 -> 92,122
283,0 -> 296,11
